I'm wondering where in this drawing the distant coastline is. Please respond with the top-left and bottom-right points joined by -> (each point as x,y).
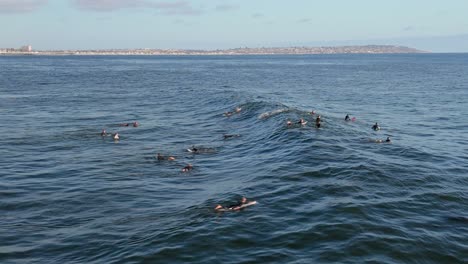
0,45 -> 427,56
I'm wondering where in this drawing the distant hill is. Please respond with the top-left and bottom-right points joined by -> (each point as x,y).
216,45 -> 427,54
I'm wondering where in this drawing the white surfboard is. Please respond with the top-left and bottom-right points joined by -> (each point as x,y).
215,201 -> 257,212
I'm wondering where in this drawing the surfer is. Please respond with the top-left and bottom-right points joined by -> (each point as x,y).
372,137 -> 391,143
182,164 -> 193,172
215,197 -> 250,211
101,129 -> 107,136
113,133 -> 120,140
189,146 -> 199,153
298,118 -> 307,125
372,122 -> 380,131
287,120 -> 293,126
157,153 -> 175,161
310,110 -> 316,115
235,107 -> 242,113
315,115 -> 321,128
132,121 -> 139,127
345,114 -> 350,121
223,134 -> 240,139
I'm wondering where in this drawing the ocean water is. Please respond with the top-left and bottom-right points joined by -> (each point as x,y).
0,54 -> 467,263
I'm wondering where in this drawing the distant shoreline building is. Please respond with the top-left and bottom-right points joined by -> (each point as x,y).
20,45 -> 33,52
0,45 -> 32,54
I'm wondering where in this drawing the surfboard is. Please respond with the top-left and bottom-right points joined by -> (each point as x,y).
215,201 -> 257,212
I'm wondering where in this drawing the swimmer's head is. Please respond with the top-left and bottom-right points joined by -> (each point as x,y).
241,197 -> 247,203
215,204 -> 223,210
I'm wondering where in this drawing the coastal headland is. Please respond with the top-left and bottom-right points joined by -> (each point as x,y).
0,45 -> 426,56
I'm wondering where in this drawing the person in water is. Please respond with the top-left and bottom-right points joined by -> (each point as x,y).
113,133 -> 120,140
372,122 -> 380,131
315,115 -> 321,128
132,121 -> 139,127
157,153 -> 175,161
372,137 -> 391,143
310,110 -> 316,115
345,114 -> 350,121
223,134 -> 240,139
298,118 -> 306,125
182,164 -> 193,172
215,197 -> 249,211
235,107 -> 242,113
101,129 -> 107,136
287,120 -> 293,126
189,146 -> 199,153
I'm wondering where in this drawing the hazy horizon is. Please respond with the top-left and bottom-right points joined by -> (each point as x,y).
1,0 -> 467,52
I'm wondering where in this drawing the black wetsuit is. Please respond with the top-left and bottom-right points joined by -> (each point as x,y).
345,115 -> 350,121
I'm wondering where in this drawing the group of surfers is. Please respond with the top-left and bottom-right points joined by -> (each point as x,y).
288,111 -> 391,143
101,107 -> 392,212
100,121 -> 140,140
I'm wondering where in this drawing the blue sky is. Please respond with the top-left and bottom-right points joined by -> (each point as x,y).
1,0 -> 467,51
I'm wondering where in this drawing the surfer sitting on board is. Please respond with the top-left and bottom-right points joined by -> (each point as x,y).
215,197 -> 256,211
315,115 -> 322,128
345,114 -> 350,121
372,122 -> 380,131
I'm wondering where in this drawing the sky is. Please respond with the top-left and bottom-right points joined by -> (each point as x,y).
0,0 -> 467,52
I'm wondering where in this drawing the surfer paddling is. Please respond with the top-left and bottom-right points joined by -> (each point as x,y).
371,137 -> 391,143
215,197 -> 256,211
157,153 -> 175,161
224,107 -> 242,117
223,134 -> 240,139
182,164 -> 193,172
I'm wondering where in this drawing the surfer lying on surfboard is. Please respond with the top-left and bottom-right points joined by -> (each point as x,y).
214,197 -> 257,211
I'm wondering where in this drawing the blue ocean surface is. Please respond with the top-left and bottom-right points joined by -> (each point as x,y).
0,54 -> 467,263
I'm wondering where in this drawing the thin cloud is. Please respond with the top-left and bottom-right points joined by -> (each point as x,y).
72,0 -> 200,15
252,12 -> 263,18
0,0 -> 48,13
215,4 -> 238,12
297,18 -> 311,23
403,26 -> 414,31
